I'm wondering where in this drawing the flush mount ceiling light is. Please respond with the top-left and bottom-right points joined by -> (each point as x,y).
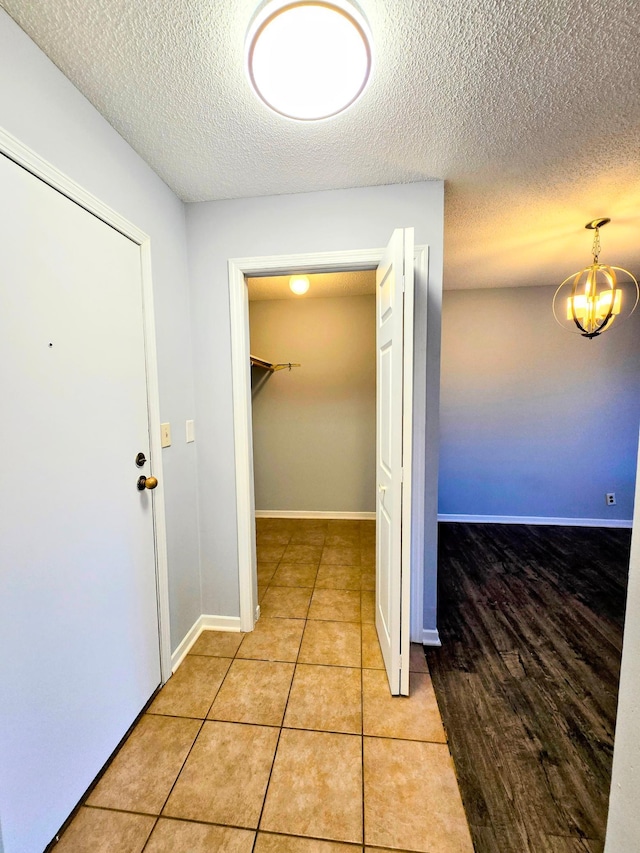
289,275 -> 310,294
552,218 -> 639,339
246,0 -> 372,121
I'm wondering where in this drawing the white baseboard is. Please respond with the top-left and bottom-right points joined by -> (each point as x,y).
438,514 -> 633,529
255,510 -> 376,520
422,629 -> 441,647
171,614 -> 243,673
170,618 -> 202,672
200,614 -> 242,632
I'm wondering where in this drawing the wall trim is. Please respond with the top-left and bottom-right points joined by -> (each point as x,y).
171,615 -> 243,672
0,126 -> 148,244
409,246 -> 428,643
255,510 -> 376,520
229,249 -> 391,636
438,514 -> 633,529
170,617 -> 203,672
0,125 -> 172,683
422,629 -> 441,646
200,615 -> 243,632
230,245 -> 430,644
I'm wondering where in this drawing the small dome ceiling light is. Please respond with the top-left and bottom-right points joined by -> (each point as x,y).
246,0 -> 372,121
552,218 -> 639,338
289,275 -> 310,295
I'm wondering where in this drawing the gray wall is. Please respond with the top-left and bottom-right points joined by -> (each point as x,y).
249,294 -> 376,513
605,426 -> 640,849
186,182 -> 444,630
439,284 -> 640,521
0,10 -> 201,651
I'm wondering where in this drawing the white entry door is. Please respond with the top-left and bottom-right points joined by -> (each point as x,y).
0,154 -> 162,853
376,227 -> 414,696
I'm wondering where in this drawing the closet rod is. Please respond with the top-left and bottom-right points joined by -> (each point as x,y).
250,354 -> 301,372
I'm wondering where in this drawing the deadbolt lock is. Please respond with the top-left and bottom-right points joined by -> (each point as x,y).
135,452 -> 147,468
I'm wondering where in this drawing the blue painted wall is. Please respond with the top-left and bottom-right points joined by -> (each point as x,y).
439,284 -> 640,521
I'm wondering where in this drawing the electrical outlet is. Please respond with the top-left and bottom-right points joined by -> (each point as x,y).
606,492 -> 616,506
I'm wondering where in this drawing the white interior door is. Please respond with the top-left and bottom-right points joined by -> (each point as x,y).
376,227 -> 414,696
0,154 -> 161,853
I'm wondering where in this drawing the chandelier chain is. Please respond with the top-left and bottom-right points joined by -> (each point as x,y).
592,227 -> 601,263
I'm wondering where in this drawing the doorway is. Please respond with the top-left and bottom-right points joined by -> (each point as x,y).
248,270 -> 377,517
227,239 -> 431,694
248,272 -> 377,679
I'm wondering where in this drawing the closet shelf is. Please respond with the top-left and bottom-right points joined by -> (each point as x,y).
250,354 -> 301,372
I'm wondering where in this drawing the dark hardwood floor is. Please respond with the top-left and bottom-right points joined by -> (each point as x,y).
425,523 -> 632,853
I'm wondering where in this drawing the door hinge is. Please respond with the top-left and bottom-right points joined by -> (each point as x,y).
398,655 -> 402,668
400,467 -> 404,483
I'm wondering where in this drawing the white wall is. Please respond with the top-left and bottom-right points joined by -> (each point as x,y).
0,10 -> 201,655
186,182 -> 444,630
605,427 -> 640,850
250,294 -> 376,513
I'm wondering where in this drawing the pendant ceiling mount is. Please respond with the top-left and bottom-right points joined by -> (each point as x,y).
585,217 -> 611,231
245,0 -> 373,121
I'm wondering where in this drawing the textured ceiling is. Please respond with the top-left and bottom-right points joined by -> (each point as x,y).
3,0 -> 640,290
248,271 -> 376,300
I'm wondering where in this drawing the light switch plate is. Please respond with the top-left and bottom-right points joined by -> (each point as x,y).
160,422 -> 171,448
186,419 -> 195,443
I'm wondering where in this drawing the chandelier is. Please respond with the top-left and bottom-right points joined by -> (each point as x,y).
552,218 -> 639,338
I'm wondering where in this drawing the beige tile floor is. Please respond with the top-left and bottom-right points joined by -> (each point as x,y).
56,518 -> 473,853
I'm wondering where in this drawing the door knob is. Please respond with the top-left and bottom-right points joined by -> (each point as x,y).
137,475 -> 158,491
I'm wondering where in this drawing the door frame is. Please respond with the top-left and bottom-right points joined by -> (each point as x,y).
0,125 -> 172,682
228,245 -> 429,639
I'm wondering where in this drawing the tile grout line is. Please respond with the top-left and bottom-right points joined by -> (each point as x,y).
83,803 -> 283,836
362,525 -> 373,852
139,625 -> 245,851
139,711 -> 449,746
250,574 -> 310,853
136,713 -> 207,852
256,520 -> 375,848
252,522 -> 367,850
361,611 -> 366,851
74,658 -> 232,851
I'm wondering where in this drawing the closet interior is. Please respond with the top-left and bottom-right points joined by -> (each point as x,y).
247,270 -> 378,616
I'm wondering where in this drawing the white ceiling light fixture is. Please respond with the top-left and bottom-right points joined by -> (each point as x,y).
246,0 -> 373,121
289,275 -> 311,294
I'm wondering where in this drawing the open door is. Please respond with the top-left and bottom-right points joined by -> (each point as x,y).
375,227 -> 414,696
